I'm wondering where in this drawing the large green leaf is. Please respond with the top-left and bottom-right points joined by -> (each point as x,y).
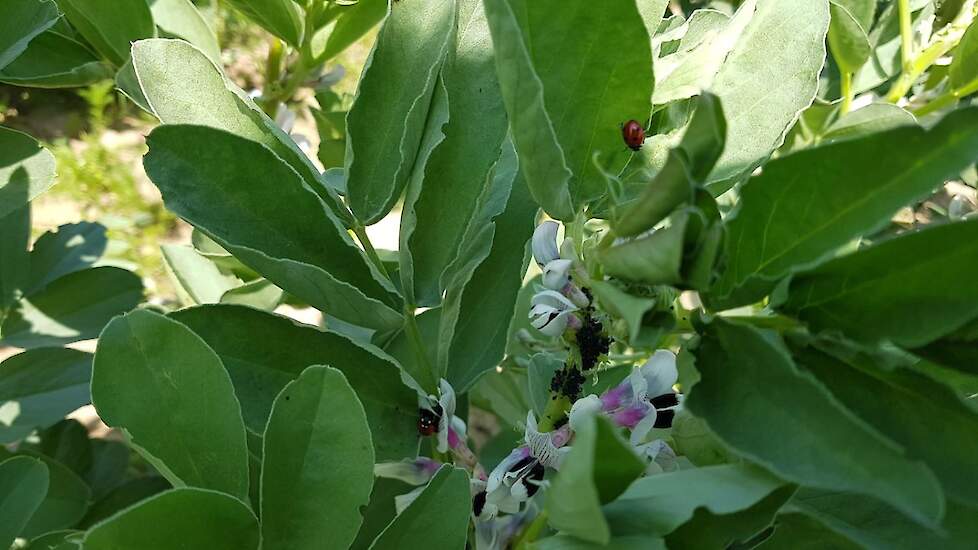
79,476 -> 171,529
0,205 -> 29,311
665,484 -> 795,548
143,124 -> 402,331
950,19 -> 978,90
26,222 -> 107,295
0,348 -> 91,444
783,219 -> 978,347
759,513 -> 861,549
147,0 -> 221,62
1,267 -> 143,349
0,456 -> 48,548
443,171 -> 537,391
0,0 -> 59,69
19,453 -> 90,538
261,366 -> 374,550
789,488 -> 978,549
57,0 -> 156,66
403,0 -> 508,306
548,417 -> 645,544
481,0 -> 573,220
707,0 -> 829,187
82,488 -> 260,550
798,347 -> 978,507
169,304 -> 419,462
130,39 -> 349,222
91,309 -> 250,501
223,0 -> 303,47
344,0 -> 455,224
0,125 -> 56,219
713,107 -> 978,307
604,463 -> 786,538
368,466 -> 470,550
686,318 -> 944,527
0,29 -> 112,88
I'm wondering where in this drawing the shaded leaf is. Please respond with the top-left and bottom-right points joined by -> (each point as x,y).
0,456 -> 48,548
0,0 -> 59,69
26,222 -> 108,295
368,466 -> 470,550
223,0 -> 303,47
57,0 -> 156,66
0,30 -> 112,88
0,125 -> 56,219
0,348 -> 91,444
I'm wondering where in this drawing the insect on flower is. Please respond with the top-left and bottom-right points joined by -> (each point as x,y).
621,119 -> 646,151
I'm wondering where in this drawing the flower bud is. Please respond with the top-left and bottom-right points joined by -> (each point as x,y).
532,221 -> 560,267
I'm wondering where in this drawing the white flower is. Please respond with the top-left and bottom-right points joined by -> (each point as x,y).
632,350 -> 679,402
637,439 -> 679,475
532,221 -> 560,267
529,290 -> 579,337
485,447 -> 541,515
524,412 -> 570,469
417,379 -> 467,453
568,394 -> 603,431
541,259 -> 573,290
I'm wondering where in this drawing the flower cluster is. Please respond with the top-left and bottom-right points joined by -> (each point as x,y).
528,221 -> 589,337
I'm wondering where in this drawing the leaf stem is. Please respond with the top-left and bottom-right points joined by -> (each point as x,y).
913,78 -> 978,116
353,222 -> 390,280
839,71 -> 854,115
898,0 -> 914,71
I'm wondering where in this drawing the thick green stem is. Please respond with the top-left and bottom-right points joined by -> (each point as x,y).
839,71 -> 854,115
914,78 -> 978,116
353,223 -> 390,280
537,394 -> 572,432
898,0 -> 914,70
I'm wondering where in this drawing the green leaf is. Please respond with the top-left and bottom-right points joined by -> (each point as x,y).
481,0 -> 573,220
613,93 -> 725,237
713,107 -> 978,307
789,489 -> 978,550
1,267 -> 143,348
27,529 -> 82,550
351,477 -> 412,550
783,219 -> 978,347
798,347 -> 978,507
0,456 -> 48,549
0,30 -> 112,88
345,0 -> 455,224
130,39 -> 349,222
527,353 -> 562,417
686,318 -> 944,527
665,484 -> 795,548
368,466 -> 470,550
91,309 -> 250,501
320,0 -> 386,62
828,1 -> 873,73
443,172 -> 537,391
169,304 -> 419,462
82,488 -> 260,550
0,204 -> 30,310
79,476 -> 171,529
161,244 -> 241,306
759,513 -> 861,549
147,0 -> 221,62
223,0 -> 303,47
603,463 -> 786,538
403,0 -> 508,306
707,0 -> 829,187
599,211 -> 688,286
83,439 -> 130,501
533,535 -> 666,550
57,0 -> 156,66
548,417 -> 645,545
588,281 -> 656,346
31,419 -> 92,476
143,124 -> 401,331
261,366 -> 374,550
0,348 -> 91,444
820,102 -> 916,144
19,453 -> 90,538
0,125 -> 56,219
26,222 -> 108,295
950,20 -> 978,90
0,0 -> 59,69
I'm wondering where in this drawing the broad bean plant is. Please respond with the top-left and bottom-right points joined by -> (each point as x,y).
2,0 -> 978,548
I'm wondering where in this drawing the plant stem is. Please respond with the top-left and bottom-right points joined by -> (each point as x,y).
839,71 -> 854,115
914,78 -> 978,116
537,394 -> 572,432
898,0 -> 914,70
513,510 -> 550,549
353,222 -> 390,280
404,305 -> 436,384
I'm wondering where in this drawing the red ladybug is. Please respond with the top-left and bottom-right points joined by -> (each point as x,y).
621,120 -> 645,151
417,404 -> 443,436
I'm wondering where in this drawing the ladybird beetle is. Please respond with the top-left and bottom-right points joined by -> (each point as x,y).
417,404 -> 443,436
621,119 -> 645,151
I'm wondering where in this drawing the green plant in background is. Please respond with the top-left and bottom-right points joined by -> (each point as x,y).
2,0 -> 978,549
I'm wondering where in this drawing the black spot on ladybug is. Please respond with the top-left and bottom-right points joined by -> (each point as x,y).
621,119 -> 645,151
